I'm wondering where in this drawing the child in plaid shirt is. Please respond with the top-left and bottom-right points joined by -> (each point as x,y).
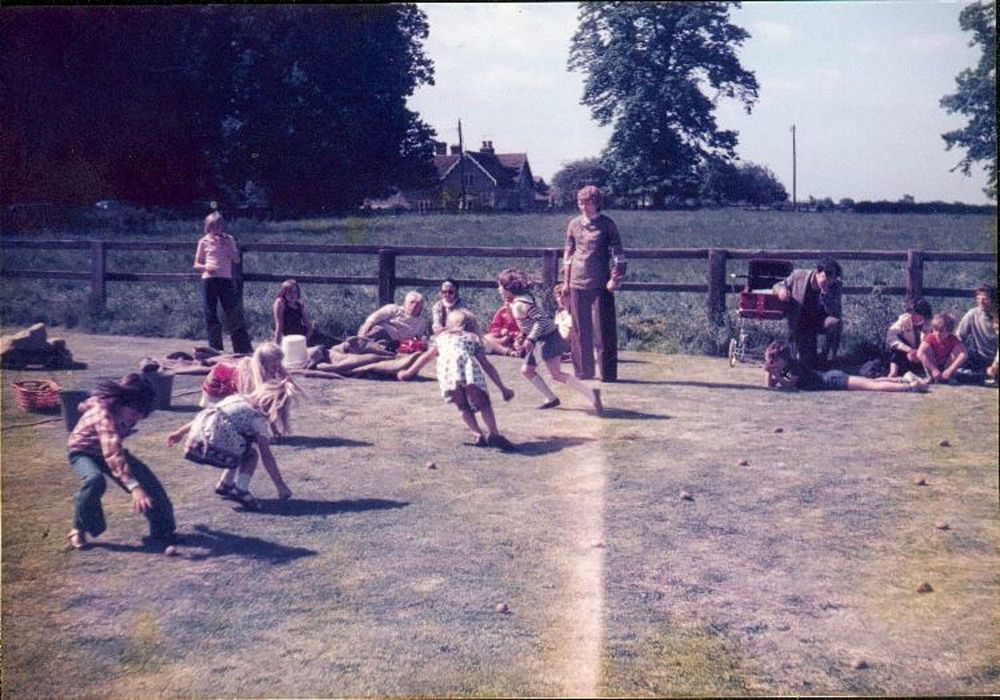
66,374 -> 176,550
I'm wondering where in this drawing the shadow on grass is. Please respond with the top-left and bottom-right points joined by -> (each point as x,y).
601,407 -> 673,420
182,525 -> 317,562
658,380 -> 772,392
275,435 -> 373,448
87,525 -> 317,563
514,435 -> 596,455
256,497 -> 409,517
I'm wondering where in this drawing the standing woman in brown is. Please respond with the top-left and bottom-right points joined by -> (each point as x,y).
562,185 -> 627,382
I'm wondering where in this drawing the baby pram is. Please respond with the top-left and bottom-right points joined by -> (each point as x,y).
727,258 -> 793,367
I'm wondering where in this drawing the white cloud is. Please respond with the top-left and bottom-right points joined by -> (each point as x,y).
750,19 -> 796,45
898,32 -> 963,53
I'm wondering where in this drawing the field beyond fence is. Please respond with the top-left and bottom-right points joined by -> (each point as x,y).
1,209 -> 996,359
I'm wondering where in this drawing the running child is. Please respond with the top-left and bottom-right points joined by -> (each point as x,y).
167,380 -> 299,510
917,312 -> 968,384
397,309 -> 517,451
66,373 -> 177,550
193,211 -> 252,354
764,340 -> 928,393
272,279 -> 315,345
497,268 -> 602,413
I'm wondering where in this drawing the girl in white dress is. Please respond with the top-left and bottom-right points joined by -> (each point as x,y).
398,309 -> 517,450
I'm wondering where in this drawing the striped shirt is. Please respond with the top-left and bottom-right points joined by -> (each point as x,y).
67,399 -> 137,486
510,294 -> 557,341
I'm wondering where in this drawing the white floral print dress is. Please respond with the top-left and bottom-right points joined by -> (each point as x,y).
435,331 -> 487,400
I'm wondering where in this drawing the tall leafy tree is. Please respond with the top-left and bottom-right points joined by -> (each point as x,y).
940,0 -> 996,200
568,2 -> 758,206
550,157 -> 610,208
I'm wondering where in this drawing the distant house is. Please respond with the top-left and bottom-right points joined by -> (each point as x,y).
363,139 -> 550,212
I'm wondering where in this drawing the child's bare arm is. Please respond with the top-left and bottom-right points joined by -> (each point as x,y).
397,346 -> 437,380
166,421 -> 194,446
942,344 -> 968,380
477,350 -> 514,401
256,437 -> 291,499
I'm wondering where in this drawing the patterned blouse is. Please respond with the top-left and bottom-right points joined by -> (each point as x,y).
434,332 -> 487,398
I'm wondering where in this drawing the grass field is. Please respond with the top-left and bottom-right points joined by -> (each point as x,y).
1,209 -> 996,359
1,329 -> 997,697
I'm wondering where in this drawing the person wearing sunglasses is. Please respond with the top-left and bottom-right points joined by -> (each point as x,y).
431,278 -> 467,335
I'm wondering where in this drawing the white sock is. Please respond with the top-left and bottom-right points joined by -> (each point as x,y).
528,374 -> 557,401
565,375 -> 596,403
235,471 -> 253,493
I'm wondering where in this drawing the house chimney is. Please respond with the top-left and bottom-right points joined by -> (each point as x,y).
450,144 -> 462,155
434,141 -> 447,156
480,140 -> 494,154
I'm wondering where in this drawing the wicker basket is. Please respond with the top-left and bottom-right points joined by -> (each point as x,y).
12,379 -> 62,412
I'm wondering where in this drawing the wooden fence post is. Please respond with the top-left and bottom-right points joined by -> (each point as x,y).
541,249 -> 559,291
707,248 -> 728,325
378,249 -> 397,306
906,249 -> 924,300
90,240 -> 106,308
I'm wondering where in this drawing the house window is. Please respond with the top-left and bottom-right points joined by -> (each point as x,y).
463,173 -> 475,188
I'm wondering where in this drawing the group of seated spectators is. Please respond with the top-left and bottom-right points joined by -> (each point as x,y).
883,284 -> 998,386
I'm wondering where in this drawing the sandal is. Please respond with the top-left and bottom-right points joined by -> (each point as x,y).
66,529 -> 87,550
214,482 -> 237,497
467,434 -> 488,447
230,488 -> 260,511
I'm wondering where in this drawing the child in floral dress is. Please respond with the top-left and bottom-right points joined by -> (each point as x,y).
398,309 -> 517,450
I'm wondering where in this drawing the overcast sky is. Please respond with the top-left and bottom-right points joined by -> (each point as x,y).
407,1 -> 992,204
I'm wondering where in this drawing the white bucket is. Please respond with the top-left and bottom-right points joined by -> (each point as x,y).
281,335 -> 308,369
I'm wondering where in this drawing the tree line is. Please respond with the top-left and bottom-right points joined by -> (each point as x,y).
0,5 -> 435,214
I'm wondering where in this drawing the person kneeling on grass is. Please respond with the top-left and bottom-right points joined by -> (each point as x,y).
397,308 -> 517,451
764,340 -> 928,393
66,373 -> 177,550
167,380 -> 300,511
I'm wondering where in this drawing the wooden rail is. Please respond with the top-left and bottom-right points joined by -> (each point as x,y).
1,239 -> 995,326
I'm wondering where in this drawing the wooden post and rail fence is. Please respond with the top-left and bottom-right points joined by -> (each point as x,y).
1,238 -> 994,330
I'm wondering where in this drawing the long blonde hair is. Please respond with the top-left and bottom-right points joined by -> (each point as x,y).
237,342 -> 289,394
247,378 -> 302,437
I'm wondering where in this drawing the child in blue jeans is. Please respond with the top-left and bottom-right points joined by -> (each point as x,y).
66,373 -> 176,550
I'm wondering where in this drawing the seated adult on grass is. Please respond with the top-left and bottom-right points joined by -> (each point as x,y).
956,285 -> 997,383
764,340 -> 928,393
773,258 -> 843,371
357,291 -> 429,351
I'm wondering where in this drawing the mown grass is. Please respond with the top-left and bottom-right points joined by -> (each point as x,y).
1,209 -> 996,360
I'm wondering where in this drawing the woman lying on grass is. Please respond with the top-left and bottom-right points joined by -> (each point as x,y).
168,380 -> 300,510
764,340 -> 929,393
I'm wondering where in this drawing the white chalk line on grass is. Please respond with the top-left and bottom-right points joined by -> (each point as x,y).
546,414 -> 607,697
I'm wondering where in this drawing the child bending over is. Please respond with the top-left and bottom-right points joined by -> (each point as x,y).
66,374 -> 177,550
168,380 -> 300,510
917,313 -> 968,384
764,340 -> 928,393
398,309 -> 517,451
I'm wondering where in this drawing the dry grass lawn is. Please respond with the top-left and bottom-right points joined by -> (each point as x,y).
2,329 -> 997,697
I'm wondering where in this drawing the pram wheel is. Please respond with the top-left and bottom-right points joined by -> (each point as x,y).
728,338 -> 738,368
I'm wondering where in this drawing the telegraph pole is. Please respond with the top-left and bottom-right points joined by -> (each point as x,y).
791,124 -> 797,212
458,119 -> 466,210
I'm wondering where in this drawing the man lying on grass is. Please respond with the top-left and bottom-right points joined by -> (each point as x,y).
764,340 -> 928,393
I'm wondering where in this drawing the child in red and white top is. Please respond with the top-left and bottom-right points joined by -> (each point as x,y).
917,312 -> 968,384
